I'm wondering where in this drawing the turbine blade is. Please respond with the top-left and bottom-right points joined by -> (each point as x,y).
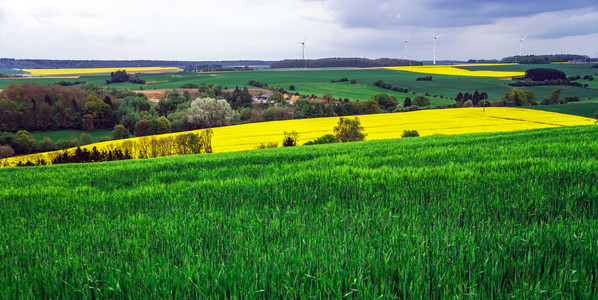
304,35 -> 308,43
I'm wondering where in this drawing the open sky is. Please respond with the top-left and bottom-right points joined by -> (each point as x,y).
1,0 -> 597,61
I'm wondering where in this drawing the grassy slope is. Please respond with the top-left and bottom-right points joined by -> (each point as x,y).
30,129 -> 113,143
1,125 -> 597,298
525,102 -> 598,118
2,63 -> 596,106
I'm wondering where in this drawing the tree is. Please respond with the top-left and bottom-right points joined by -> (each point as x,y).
0,145 -> 15,159
353,99 -> 381,115
401,129 -> 419,138
158,116 -> 171,133
404,97 -> 412,107
334,117 -> 366,143
282,131 -> 299,147
323,92 -> 334,103
268,91 -> 285,104
80,132 -> 93,145
135,119 -> 149,137
504,88 -> 537,106
548,88 -> 562,105
14,130 -> 37,154
370,93 -> 398,110
37,137 -> 55,152
413,95 -> 430,107
455,92 -> 464,103
112,124 -> 130,140
82,94 -> 112,130
187,97 -> 234,128
106,70 -> 130,84
225,86 -> 252,109
147,119 -> 168,135
524,68 -> 567,81
0,132 -> 16,148
472,90 -> 481,106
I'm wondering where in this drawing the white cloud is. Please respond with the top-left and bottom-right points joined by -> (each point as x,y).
0,0 -> 596,60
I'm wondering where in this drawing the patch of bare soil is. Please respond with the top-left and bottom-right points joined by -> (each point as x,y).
134,88 -> 202,102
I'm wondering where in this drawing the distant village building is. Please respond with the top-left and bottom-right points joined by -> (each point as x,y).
252,93 -> 273,103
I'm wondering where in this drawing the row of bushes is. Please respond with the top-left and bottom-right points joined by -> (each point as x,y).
373,80 -> 410,93
11,129 -> 213,167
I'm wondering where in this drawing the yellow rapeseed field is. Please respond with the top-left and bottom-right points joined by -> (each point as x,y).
19,67 -> 182,76
385,64 -> 525,78
3,107 -> 594,167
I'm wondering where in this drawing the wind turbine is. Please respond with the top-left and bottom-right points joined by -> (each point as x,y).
516,34 -> 527,56
298,35 -> 307,68
403,36 -> 410,60
430,33 -> 441,64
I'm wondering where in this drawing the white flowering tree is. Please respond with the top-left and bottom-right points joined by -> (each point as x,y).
187,97 -> 234,128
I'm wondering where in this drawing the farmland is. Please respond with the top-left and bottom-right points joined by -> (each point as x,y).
4,107 -> 594,166
2,63 -> 597,104
20,67 -> 183,76
1,125 -> 597,297
384,64 -> 525,77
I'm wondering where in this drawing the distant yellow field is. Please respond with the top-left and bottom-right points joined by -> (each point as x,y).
19,67 -> 182,76
4,107 -> 594,167
385,64 -> 525,77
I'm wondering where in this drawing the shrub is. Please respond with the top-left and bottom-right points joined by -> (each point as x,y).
303,134 -> 336,146
334,117 -> 366,143
37,137 -> 56,152
14,130 -> 37,154
257,142 -> 278,149
282,131 -> 299,147
80,133 -> 93,145
401,129 -> 420,138
112,124 -> 130,140
0,144 -> 15,159
413,95 -> 431,107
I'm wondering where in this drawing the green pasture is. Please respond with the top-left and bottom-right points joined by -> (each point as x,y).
30,129 -> 113,143
525,101 -> 598,118
1,64 -> 597,108
1,125 -> 598,298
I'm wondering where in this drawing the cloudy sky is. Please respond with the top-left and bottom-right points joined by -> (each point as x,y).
1,0 -> 597,61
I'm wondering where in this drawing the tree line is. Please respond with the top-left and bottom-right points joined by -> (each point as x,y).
270,58 -> 422,69
501,54 -> 590,64
10,129 -> 213,167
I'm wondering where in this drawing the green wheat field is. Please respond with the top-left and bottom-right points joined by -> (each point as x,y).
1,125 -> 597,298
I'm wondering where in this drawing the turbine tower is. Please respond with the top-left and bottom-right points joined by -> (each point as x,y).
517,34 -> 527,56
298,36 -> 307,68
431,33 -> 441,64
403,36 -> 410,60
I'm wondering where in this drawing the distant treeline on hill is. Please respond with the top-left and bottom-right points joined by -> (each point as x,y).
501,54 -> 590,64
0,58 -> 273,69
270,58 -> 422,69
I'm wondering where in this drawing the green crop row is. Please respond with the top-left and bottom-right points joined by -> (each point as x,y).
1,125 -> 597,298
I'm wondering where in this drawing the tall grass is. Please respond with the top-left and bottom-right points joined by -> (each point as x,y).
0,125 -> 597,297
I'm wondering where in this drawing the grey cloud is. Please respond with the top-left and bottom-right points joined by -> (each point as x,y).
321,0 -> 598,28
530,12 -> 598,39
